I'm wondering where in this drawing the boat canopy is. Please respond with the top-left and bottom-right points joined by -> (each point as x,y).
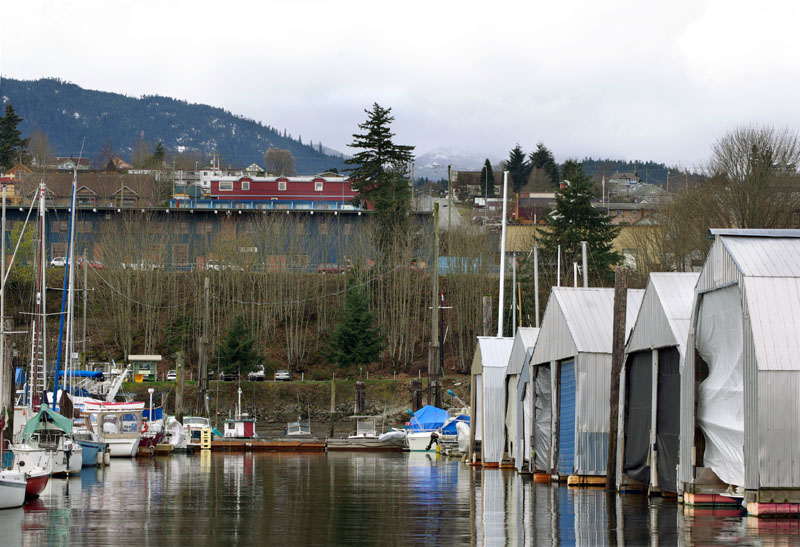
408,405 -> 449,431
22,404 -> 73,439
143,408 -> 164,421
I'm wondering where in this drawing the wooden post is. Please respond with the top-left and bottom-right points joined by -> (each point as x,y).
410,379 -> 422,411
175,351 -> 185,423
482,296 -> 492,337
355,381 -> 365,415
328,374 -> 336,438
606,266 -> 628,490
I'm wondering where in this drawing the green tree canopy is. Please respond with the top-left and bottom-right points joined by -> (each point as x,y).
539,160 -> 621,284
325,277 -> 385,367
529,143 -> 559,187
0,103 -> 29,170
345,103 -> 415,256
214,315 -> 262,375
480,159 -> 496,197
505,144 -> 530,194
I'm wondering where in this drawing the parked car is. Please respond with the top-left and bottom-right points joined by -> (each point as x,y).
51,257 -> 67,267
207,260 -> 243,272
122,261 -> 162,271
166,370 -> 177,381
220,371 -> 238,381
76,257 -> 105,269
274,370 -> 291,381
316,263 -> 348,274
247,365 -> 266,381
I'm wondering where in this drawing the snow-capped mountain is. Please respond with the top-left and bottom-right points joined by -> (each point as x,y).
413,147 -> 501,181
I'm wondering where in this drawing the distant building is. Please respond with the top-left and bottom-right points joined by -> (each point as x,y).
56,157 -> 91,171
203,174 -> 362,210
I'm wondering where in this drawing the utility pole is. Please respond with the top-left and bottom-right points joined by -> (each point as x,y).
581,241 -> 588,288
175,351 -> 185,423
198,277 -> 210,417
606,266 -> 628,490
447,165 -> 452,231
533,246 -> 540,328
428,202 -> 441,406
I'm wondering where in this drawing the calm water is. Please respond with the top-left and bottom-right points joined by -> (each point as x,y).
5,452 -> 800,546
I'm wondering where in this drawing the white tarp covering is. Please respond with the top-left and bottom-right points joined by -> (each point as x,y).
534,366 -> 552,471
696,285 -> 745,487
522,384 -> 532,466
475,374 -> 483,441
506,376 -> 518,460
483,367 -> 508,464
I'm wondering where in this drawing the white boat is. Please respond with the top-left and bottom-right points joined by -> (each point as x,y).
18,404 -> 82,475
285,418 -> 311,437
165,416 -> 188,451
0,471 -> 26,509
84,402 -> 144,457
183,416 -> 212,450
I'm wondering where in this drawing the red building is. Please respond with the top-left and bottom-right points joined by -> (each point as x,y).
207,173 -> 365,209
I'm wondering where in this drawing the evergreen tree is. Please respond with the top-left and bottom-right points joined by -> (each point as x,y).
325,277 -> 385,367
505,144 -> 530,193
538,160 -> 621,284
345,103 -> 415,256
152,142 -> 165,166
214,315 -> 262,375
0,103 -> 29,170
529,143 -> 559,186
480,159 -> 496,197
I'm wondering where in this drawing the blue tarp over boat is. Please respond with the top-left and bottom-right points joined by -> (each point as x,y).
57,370 -> 104,379
408,405 -> 449,431
442,414 -> 470,435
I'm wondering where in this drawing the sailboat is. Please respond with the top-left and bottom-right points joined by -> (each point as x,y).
0,181 -> 27,507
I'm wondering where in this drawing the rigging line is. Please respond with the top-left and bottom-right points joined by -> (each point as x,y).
87,267 -> 204,309
208,265 -> 404,307
2,194 -> 38,287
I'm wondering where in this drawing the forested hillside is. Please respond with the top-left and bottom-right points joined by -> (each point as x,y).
0,77 -> 346,173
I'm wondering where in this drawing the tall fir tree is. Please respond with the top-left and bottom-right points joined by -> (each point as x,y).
538,160 -> 621,284
214,315 -> 262,375
325,277 -> 385,367
480,159 -> 496,197
505,144 -> 530,194
529,143 -> 559,186
345,103 -> 415,258
0,103 -> 29,170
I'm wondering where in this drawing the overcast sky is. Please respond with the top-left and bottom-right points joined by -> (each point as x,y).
3,0 -> 800,168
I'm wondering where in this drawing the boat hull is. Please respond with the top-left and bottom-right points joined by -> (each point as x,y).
0,472 -> 26,509
24,470 -> 48,500
77,440 -> 104,467
106,437 -> 141,458
406,431 -> 440,452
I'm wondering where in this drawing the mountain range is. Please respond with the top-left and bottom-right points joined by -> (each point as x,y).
0,77 -> 347,174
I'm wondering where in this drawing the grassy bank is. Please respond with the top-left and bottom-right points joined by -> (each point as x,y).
122,375 -> 471,425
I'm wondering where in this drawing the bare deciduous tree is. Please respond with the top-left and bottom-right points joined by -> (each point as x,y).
263,148 -> 296,176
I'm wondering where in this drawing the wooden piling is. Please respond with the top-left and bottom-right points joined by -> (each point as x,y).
606,266 -> 627,491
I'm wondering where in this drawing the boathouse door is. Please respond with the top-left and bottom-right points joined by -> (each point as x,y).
623,351 -> 652,484
557,360 -> 576,476
656,347 -> 681,493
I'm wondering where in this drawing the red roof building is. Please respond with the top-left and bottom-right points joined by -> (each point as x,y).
208,174 -> 365,209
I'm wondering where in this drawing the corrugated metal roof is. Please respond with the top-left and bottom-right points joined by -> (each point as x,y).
721,237 -> 800,278
531,287 -> 644,364
506,327 -> 540,375
709,228 -> 800,239
626,273 -> 698,358
744,277 -> 800,371
473,336 -> 514,373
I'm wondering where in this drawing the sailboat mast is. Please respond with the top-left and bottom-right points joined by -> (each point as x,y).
65,169 -> 78,396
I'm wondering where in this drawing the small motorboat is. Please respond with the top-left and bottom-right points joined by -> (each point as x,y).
0,470 -> 26,509
23,467 -> 49,500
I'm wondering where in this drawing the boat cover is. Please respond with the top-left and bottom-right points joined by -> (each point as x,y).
143,408 -> 164,421
22,404 -> 73,439
441,415 -> 470,435
408,405 -> 449,431
57,370 -> 104,379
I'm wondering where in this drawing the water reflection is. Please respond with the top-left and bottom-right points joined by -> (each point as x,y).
6,453 -> 800,545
